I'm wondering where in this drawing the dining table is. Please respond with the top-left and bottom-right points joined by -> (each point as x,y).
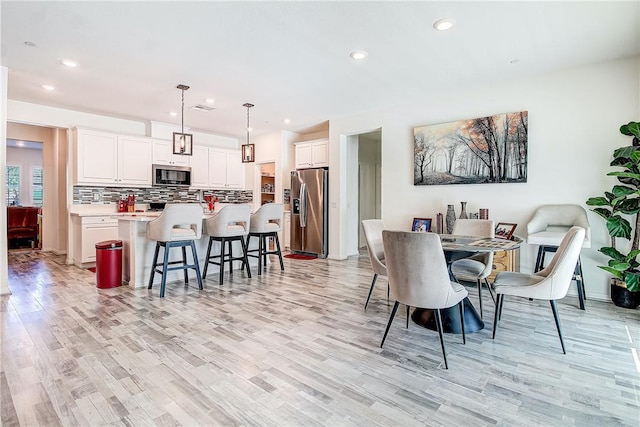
411,233 -> 522,334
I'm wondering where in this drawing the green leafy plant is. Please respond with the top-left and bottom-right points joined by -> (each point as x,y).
586,121 -> 640,292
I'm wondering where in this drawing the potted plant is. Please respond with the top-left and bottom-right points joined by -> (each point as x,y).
586,121 -> 640,308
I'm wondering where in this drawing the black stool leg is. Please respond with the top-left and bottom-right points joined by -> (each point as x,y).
550,300 -> 566,354
477,279 -> 483,319
160,243 -> 171,298
203,236 -> 213,279
257,235 -> 263,275
274,233 -> 284,270
219,238 -> 226,285
148,242 -> 160,289
191,241 -> 203,290
228,240 -> 234,276
241,236 -> 251,278
182,246 -> 188,284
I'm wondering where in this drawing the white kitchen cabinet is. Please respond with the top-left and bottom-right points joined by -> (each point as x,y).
73,129 -> 152,187
283,211 -> 291,249
209,148 -> 245,189
72,216 -> 119,266
152,139 -> 191,167
190,145 -> 210,188
294,139 -> 329,169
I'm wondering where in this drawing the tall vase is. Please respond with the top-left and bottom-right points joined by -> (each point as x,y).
459,201 -> 468,219
446,205 -> 456,234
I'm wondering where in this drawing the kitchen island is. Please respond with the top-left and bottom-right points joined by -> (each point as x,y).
116,213 -> 259,288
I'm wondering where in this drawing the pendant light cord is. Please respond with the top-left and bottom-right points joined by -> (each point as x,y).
181,88 -> 185,135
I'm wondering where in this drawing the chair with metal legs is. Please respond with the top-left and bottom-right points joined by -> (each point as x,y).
380,231 -> 468,369
361,219 -> 389,310
492,226 -> 586,354
146,204 -> 204,298
527,204 -> 591,310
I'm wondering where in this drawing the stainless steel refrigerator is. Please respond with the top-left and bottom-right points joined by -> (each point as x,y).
290,168 -> 328,258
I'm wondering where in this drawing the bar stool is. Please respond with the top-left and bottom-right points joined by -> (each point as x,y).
147,204 -> 204,298
527,204 -> 591,310
246,203 -> 285,275
203,205 -> 252,284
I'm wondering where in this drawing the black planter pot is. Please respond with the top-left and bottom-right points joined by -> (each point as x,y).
611,282 -> 640,309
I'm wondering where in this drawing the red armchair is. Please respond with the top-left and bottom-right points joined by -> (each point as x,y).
7,206 -> 39,248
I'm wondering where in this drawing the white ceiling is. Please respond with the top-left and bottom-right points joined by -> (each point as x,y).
2,1 -> 639,140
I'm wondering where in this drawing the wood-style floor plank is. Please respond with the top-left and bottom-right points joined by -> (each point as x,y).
2,250 -> 639,426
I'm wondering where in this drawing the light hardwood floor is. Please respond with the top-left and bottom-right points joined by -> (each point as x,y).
1,250 -> 639,426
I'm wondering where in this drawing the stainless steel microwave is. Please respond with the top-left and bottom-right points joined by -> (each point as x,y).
152,164 -> 192,187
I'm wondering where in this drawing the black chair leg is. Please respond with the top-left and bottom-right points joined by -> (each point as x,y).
380,301 -> 399,348
459,301 -> 466,345
241,236 -> 252,278
575,257 -> 586,310
550,300 -> 566,354
406,305 -> 410,329
486,278 -> 496,305
257,235 -> 263,275
228,240 -> 234,276
477,279 -> 483,319
498,291 -> 505,321
434,309 -> 448,369
148,242 -> 160,289
364,274 -> 378,310
535,246 -> 545,272
492,294 -> 503,339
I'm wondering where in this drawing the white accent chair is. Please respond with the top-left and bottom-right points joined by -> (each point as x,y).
527,204 -> 591,309
361,219 -> 388,310
203,204 -> 252,284
246,203 -> 285,275
146,204 -> 204,298
450,219 -> 495,319
492,226 -> 586,354
381,230 -> 468,369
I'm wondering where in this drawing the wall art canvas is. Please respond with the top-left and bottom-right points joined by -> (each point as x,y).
414,111 -> 528,185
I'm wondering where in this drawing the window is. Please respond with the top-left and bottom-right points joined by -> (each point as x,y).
32,167 -> 43,206
6,166 -> 20,206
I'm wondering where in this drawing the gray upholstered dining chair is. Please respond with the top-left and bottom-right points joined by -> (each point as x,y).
492,226 -> 585,354
381,230 -> 468,369
450,219 -> 495,319
146,203 -> 204,298
527,204 -> 591,310
361,219 -> 388,310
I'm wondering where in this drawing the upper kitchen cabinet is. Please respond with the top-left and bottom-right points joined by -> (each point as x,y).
190,145 -> 209,188
294,139 -> 328,169
209,148 -> 244,189
73,129 -> 152,187
152,139 -> 191,167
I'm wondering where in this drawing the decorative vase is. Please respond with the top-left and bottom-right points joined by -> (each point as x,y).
446,205 -> 456,234
459,202 -> 468,219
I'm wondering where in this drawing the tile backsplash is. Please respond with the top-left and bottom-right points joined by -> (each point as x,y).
73,186 -> 253,205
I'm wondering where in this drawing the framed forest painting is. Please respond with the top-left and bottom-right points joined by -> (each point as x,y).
413,111 -> 528,185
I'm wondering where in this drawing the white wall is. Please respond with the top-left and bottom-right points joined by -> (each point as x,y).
1,66 -> 9,295
6,146 -> 42,206
329,56 -> 640,301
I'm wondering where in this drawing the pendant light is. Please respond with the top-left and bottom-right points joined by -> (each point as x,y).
173,84 -> 193,155
241,102 -> 255,163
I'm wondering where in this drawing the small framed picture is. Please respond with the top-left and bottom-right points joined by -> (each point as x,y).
412,217 -> 432,233
495,222 -> 517,240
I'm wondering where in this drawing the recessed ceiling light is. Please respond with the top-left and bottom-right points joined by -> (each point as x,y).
61,59 -> 78,67
41,84 -> 55,91
510,59 -> 520,65
24,41 -> 36,47
205,98 -> 215,104
283,119 -> 291,124
350,50 -> 368,60
433,18 -> 455,31
169,111 -> 178,117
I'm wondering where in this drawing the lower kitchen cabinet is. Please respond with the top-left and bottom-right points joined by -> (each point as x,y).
72,216 -> 119,266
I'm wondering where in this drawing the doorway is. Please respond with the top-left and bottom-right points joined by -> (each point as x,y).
357,131 -> 382,248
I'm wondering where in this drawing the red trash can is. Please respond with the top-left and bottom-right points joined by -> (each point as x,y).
95,240 -> 123,289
